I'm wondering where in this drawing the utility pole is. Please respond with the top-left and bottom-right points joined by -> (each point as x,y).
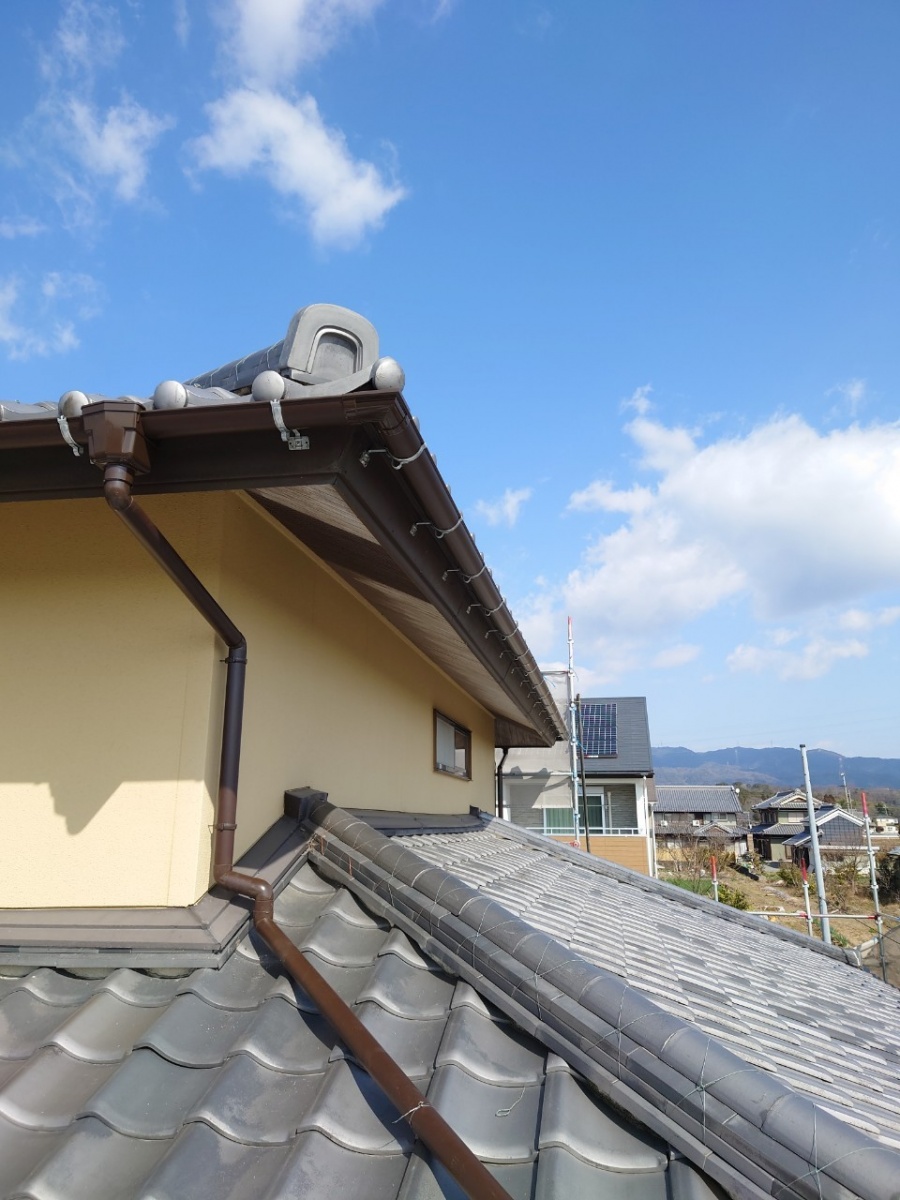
800,744 -> 831,945
840,769 -> 853,814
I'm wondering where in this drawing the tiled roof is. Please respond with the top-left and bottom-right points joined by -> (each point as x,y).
750,821 -> 811,838
658,816 -> 751,835
0,858 -> 716,1200
753,792 -> 818,812
655,786 -> 742,815
3,802 -> 900,1200
356,818 -> 900,1169
783,814 -> 869,849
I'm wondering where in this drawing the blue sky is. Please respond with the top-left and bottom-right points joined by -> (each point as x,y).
2,1 -> 899,758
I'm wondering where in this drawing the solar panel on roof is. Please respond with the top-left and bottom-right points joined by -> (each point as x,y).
580,701 -> 617,757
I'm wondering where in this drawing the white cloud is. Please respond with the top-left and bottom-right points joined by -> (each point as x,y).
837,605 -> 900,633
41,0 -> 126,81
64,97 -> 174,203
568,480 -> 653,514
0,277 -> 81,361
173,0 -> 190,47
727,636 -> 867,681
194,2 -> 404,248
191,89 -> 404,247
221,0 -> 385,81
622,383 -> 652,415
625,415 -> 698,472
13,2 -> 174,223
528,406 -> 900,683
0,272 -> 100,362
651,644 -> 701,669
474,486 -> 533,528
0,218 -> 45,239
828,377 -> 866,416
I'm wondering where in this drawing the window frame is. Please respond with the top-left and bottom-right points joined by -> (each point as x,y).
433,710 -> 472,781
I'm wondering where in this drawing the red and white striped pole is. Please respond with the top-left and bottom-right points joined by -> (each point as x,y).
710,855 -> 719,903
861,792 -> 888,982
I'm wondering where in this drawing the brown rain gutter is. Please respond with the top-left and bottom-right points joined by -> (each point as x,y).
87,400 -> 514,1200
363,399 -> 563,745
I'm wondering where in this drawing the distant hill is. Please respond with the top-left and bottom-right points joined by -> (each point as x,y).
651,746 -> 900,790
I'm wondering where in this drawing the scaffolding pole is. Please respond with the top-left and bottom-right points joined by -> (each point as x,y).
800,744 -> 831,945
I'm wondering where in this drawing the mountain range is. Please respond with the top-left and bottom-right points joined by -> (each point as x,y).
651,746 -> 900,790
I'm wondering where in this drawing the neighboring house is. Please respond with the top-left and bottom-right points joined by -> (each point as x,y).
500,686 -> 655,875
653,785 -> 750,864
2,309 -> 900,1198
750,790 -> 825,862
783,807 -> 869,867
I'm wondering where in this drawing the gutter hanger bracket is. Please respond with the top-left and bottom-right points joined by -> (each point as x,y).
359,443 -> 427,470
56,414 -> 83,457
389,442 -> 427,469
433,514 -> 463,539
269,398 -> 309,450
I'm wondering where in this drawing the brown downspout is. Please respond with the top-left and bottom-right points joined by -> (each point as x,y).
91,408 -> 512,1200
496,747 -> 509,820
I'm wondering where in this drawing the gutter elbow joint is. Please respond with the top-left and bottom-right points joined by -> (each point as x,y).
103,464 -> 134,511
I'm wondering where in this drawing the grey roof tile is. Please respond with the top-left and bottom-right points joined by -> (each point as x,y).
426,1064 -> 541,1163
377,928 -> 440,970
1,970 -> 97,1008
11,1117 -> 171,1200
355,951 -> 455,1020
334,1000 -> 444,1078
0,1114 -> 63,1197
184,952 -> 292,1012
0,992 -> 82,1060
0,1046 -> 116,1131
263,1130 -> 407,1200
434,1005 -> 545,1086
534,1147 -> 668,1200
538,1066 -> 668,1170
98,969 -> 185,1008
136,994 -> 259,1067
295,909 -> 389,966
297,1059 -> 415,1154
190,1055 -> 326,1144
231,998 -> 335,1074
137,1122 -> 291,1200
398,1149 -> 536,1200
44,991 -> 168,1064
448,981 -> 506,1020
84,1048 -> 219,1137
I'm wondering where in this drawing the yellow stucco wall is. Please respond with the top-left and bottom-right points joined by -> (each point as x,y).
0,491 -> 494,909
0,494 -> 222,909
